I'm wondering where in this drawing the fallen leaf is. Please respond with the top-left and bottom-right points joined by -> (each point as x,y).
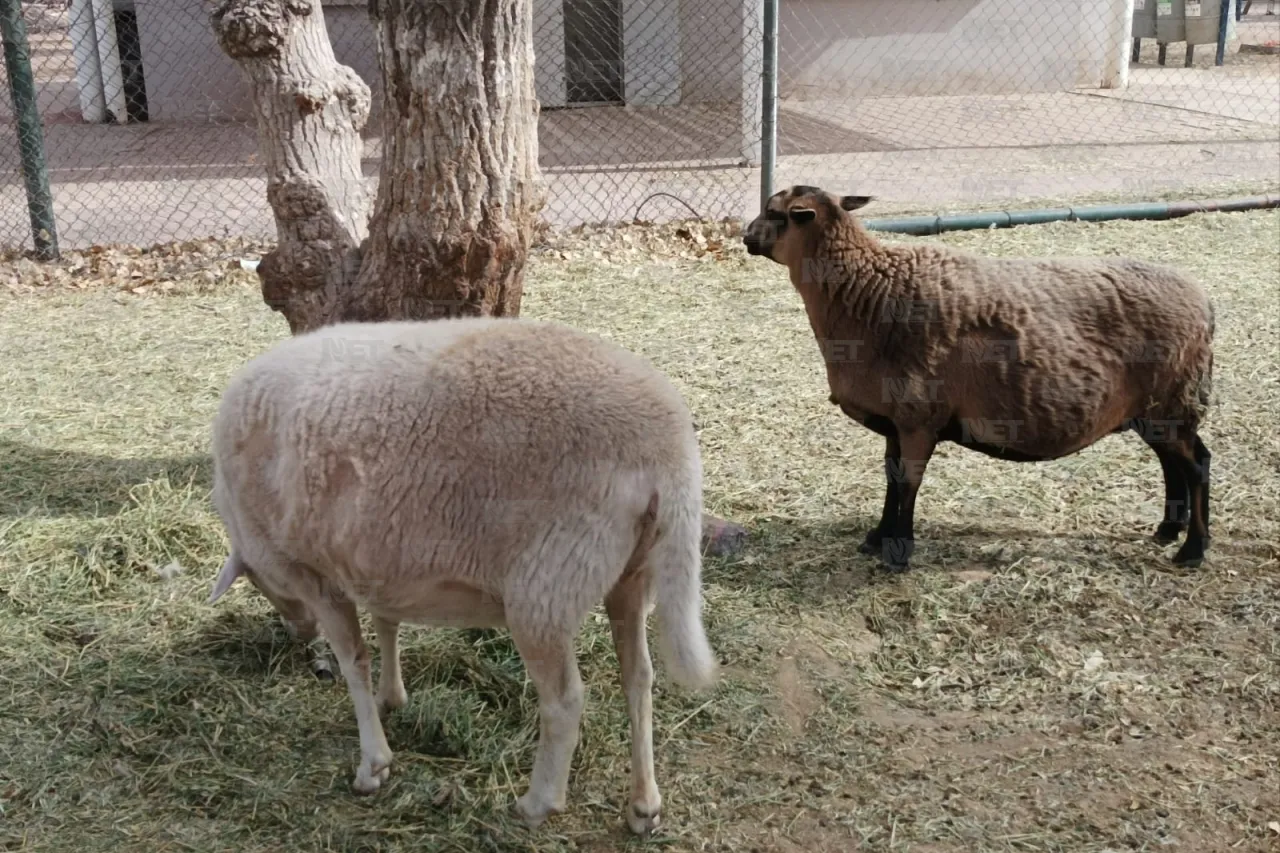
154,561 -> 183,581
1082,650 -> 1107,674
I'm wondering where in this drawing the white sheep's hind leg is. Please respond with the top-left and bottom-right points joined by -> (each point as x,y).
310,594 -> 394,795
604,575 -> 662,837
509,619 -> 586,829
372,615 -> 408,715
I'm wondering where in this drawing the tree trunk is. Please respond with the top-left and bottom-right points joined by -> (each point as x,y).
348,0 -> 544,321
209,0 -> 371,334
210,0 -> 542,330
210,0 -> 747,558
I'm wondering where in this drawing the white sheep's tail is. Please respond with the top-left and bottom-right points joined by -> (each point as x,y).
208,550 -> 247,604
647,481 -> 719,692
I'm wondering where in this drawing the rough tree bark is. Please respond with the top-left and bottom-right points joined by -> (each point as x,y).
209,0 -> 745,554
210,0 -> 541,328
209,0 -> 371,334
349,0 -> 543,320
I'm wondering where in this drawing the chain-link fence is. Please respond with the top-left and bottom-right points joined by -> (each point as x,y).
1,0 -> 1277,253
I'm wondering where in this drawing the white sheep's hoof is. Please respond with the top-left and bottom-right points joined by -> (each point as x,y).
285,619 -> 319,644
376,684 -> 409,715
514,792 -> 563,829
627,802 -> 662,836
351,759 -> 391,795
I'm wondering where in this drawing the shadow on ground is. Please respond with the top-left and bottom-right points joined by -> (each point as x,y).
0,439 -> 212,519
708,512 -> 1235,603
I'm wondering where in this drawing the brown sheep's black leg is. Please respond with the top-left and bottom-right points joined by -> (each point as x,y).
1147,442 -> 1190,543
879,432 -> 935,573
1171,435 -> 1210,567
1193,435 -> 1211,532
859,435 -> 901,556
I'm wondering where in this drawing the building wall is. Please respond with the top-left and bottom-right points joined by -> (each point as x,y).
623,0 -> 681,104
777,0 -> 1113,99
133,0 -> 698,122
679,0 -> 763,162
534,0 -> 567,107
129,0 -> 1116,125
679,0 -> 747,103
133,0 -> 381,123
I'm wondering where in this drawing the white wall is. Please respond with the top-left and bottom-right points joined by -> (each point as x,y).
680,0 -> 763,162
134,0 -> 698,121
777,0 -> 1115,99
533,0 -> 567,107
623,0 -> 682,104
127,0 -> 1118,136
133,0 -> 380,123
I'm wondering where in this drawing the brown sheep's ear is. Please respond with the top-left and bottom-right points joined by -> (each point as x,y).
840,195 -> 873,211
788,207 -> 817,224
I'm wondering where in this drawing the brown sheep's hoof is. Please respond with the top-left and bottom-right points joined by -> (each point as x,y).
879,537 -> 914,573
858,528 -> 883,555
1171,541 -> 1206,568
1152,521 -> 1187,544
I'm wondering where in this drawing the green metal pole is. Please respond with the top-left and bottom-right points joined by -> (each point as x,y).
1,0 -> 59,259
1215,0 -> 1230,65
759,0 -> 778,212
862,195 -> 1280,235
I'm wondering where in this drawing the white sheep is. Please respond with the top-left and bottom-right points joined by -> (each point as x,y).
743,185 -> 1215,572
205,316 -> 719,836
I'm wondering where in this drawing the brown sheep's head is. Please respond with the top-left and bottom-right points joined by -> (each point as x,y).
742,185 -> 873,265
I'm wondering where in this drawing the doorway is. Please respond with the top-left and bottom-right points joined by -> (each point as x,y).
563,0 -> 624,105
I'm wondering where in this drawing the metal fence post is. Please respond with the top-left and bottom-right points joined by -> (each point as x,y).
759,0 -> 778,212
1,0 -> 59,259
1215,0 -> 1231,64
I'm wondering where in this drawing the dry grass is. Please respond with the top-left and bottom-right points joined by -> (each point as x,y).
1,206 -> 1278,852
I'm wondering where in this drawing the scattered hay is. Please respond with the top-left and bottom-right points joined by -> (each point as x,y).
1,208 -> 1277,851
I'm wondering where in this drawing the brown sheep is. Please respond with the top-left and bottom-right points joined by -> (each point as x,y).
206,316 -> 718,836
742,184 -> 1215,573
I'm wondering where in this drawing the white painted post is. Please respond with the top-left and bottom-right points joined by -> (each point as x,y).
67,0 -> 106,122
89,0 -> 127,122
1102,0 -> 1137,88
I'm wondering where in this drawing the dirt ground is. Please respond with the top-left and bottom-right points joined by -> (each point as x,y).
1,207 -> 1277,851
